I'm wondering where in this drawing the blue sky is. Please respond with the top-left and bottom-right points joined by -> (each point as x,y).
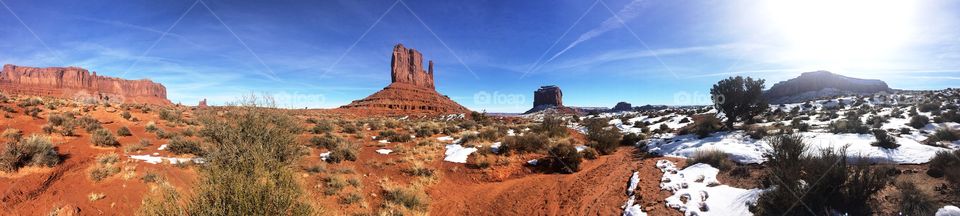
2,0 -> 959,112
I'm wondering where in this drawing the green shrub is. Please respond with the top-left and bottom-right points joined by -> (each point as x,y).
692,115 -> 723,138
120,111 -> 132,120
41,124 -> 56,134
539,142 -> 582,174
117,126 -> 133,136
327,143 -> 358,163
538,115 -> 568,138
908,115 -> 929,129
0,134 -> 60,172
145,121 -> 158,132
48,114 -> 66,126
310,134 -> 343,150
686,149 -> 734,171
927,150 -> 960,181
311,120 -> 334,134
871,129 -> 899,149
167,137 -> 204,156
620,133 -> 645,146
178,99 -> 314,215
501,133 -> 549,154
581,147 -> 599,160
927,128 -> 960,145
897,180 -> 938,215
585,120 -> 622,155
90,129 -> 119,147
754,135 -> 890,215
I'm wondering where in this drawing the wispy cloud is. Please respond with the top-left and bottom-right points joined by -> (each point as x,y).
539,0 -> 648,67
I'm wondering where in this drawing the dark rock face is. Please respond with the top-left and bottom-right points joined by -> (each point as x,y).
533,85 -> 563,107
0,64 -> 170,105
390,44 -> 435,89
524,85 -> 564,114
339,44 -> 468,115
764,71 -> 892,104
611,102 -> 633,112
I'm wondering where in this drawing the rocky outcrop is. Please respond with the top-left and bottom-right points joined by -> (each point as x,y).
764,71 -> 892,104
0,64 -> 170,105
611,102 -> 633,112
525,85 -> 564,114
338,44 -> 468,115
391,44 -> 435,89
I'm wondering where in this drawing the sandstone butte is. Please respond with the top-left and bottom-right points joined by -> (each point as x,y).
338,44 -> 469,115
0,64 -> 171,105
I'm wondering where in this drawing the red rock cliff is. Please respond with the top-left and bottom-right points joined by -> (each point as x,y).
390,44 -> 435,89
0,64 -> 170,105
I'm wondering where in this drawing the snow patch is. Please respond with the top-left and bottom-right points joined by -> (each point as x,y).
437,136 -> 454,142
319,151 -> 331,161
443,144 -> 477,163
937,205 -> 960,216
656,160 -> 762,216
130,155 -> 204,165
376,149 -> 393,155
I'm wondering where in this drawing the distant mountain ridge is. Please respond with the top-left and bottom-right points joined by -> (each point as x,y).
764,71 -> 892,104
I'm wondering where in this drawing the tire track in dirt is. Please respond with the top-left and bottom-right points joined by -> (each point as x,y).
429,147 -> 679,216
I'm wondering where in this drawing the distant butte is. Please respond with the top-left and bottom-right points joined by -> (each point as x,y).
338,44 -> 469,115
0,64 -> 170,105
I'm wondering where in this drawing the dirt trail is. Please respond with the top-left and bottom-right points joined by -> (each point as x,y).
428,147 -> 682,216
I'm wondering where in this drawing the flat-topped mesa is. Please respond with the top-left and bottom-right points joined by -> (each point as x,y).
0,64 -> 170,105
390,44 -> 435,89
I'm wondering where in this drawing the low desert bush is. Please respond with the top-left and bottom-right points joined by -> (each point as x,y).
829,118 -> 869,134
116,126 -> 132,136
686,149 -> 734,171
581,147 -> 599,160
167,137 -> 204,156
310,134 -> 343,150
327,143 -> 359,163
690,115 -> 723,138
586,125 -> 622,155
175,97 -> 314,215
897,180 -> 938,215
311,120 -> 334,134
145,121 -> 158,132
927,128 -> 960,145
538,115 -> 568,138
0,134 -> 60,172
539,142 -> 582,174
620,132 -> 645,146
41,124 -> 56,134
871,129 -> 899,149
790,118 -> 810,132
753,135 -> 890,215
120,111 -> 132,120
500,133 -> 549,154
908,115 -> 930,129
90,129 -> 119,147
927,150 -> 960,183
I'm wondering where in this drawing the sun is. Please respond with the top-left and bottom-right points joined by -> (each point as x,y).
760,0 -> 918,68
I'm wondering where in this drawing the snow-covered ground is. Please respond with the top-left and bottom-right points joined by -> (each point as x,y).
645,131 -> 951,164
622,171 -> 647,216
656,160 -> 763,216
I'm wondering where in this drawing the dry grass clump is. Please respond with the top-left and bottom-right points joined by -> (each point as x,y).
896,180 -> 938,215
89,153 -> 120,182
685,149 -> 734,171
125,139 -> 150,153
583,118 -> 622,155
500,133 -> 549,154
538,141 -> 583,174
0,134 -> 60,172
166,137 -> 204,156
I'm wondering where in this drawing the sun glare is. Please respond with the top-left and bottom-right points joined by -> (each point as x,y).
762,0 -> 918,67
